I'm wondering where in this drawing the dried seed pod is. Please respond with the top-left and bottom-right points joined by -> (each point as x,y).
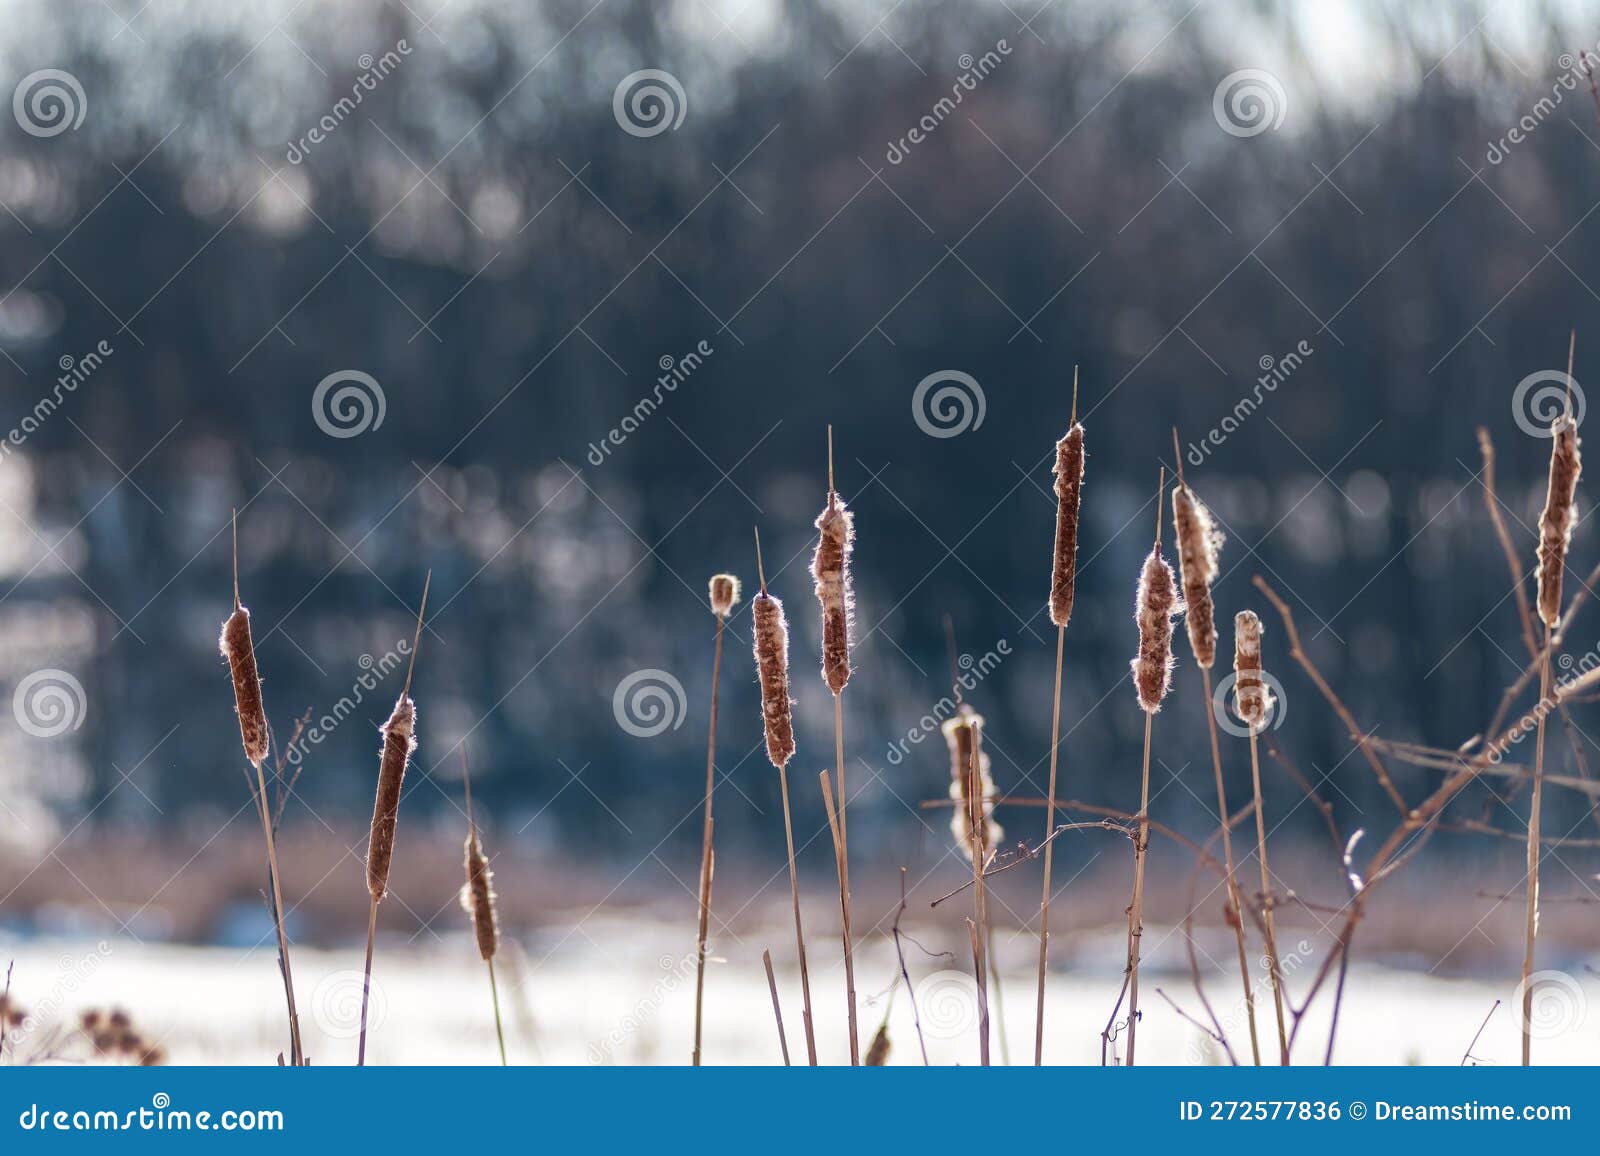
1172,483 -> 1223,668
1131,545 -> 1179,713
1048,423 -> 1086,629
460,826 -> 499,962
812,494 -> 855,693
219,605 -> 269,766
1233,610 -> 1273,729
1536,415 -> 1582,629
708,573 -> 742,618
943,707 -> 1002,860
865,1022 -> 891,1066
752,591 -> 796,769
366,694 -> 417,902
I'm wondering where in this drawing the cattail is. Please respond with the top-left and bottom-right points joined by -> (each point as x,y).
943,707 -> 1003,858
219,606 -> 269,766
709,573 -> 741,618
1172,482 -> 1223,667
752,591 -> 796,768
1131,545 -> 1179,713
366,694 -> 416,902
865,1022 -> 891,1065
1049,423 -> 1086,628
1233,610 -> 1273,729
461,826 -> 499,962
1536,415 -> 1582,629
813,493 -> 855,693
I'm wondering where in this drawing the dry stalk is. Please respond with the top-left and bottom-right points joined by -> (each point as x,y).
761,949 -> 791,1065
694,573 -> 740,1066
459,755 -> 505,1065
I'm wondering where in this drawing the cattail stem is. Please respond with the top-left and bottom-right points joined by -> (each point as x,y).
1202,664 -> 1261,1065
358,896 -> 378,1066
487,958 -> 507,1066
967,918 -> 991,1066
967,734 -> 991,1066
1249,728 -> 1290,1063
1125,711 -> 1153,1065
1523,632 -> 1551,1066
778,763 -> 818,1065
832,692 -> 859,1064
1034,624 -> 1065,1065
762,948 -> 791,1065
252,760 -> 303,1066
692,612 -> 726,1067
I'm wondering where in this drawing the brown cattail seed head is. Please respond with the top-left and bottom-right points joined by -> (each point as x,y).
460,826 -> 499,962
708,573 -> 742,618
1048,424 -> 1086,629
1131,545 -> 1179,713
943,706 -> 1002,860
1172,484 -> 1223,668
865,1022 -> 891,1066
1536,415 -> 1582,629
1233,610 -> 1273,729
219,606 -> 269,766
812,494 -> 855,693
752,592 -> 796,768
366,694 -> 417,902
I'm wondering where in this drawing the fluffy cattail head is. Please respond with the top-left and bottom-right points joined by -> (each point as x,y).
708,573 -> 741,618
219,606 -> 269,766
1536,415 -> 1582,629
865,1023 -> 891,1066
366,694 -> 417,902
1131,546 -> 1179,713
460,826 -> 499,961
1172,483 -> 1223,668
1048,424 -> 1086,629
752,591 -> 796,768
1233,610 -> 1273,730
813,494 -> 855,693
943,706 -> 1003,860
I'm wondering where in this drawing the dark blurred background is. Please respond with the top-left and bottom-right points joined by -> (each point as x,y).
3,0 -> 1600,940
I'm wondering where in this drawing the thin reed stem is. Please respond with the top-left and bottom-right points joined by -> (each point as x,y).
252,760 -> 303,1065
487,958 -> 507,1066
966,729 -> 991,1065
1523,629 -> 1551,1066
358,896 -> 378,1066
692,613 -> 726,1067
832,692 -> 859,1064
1202,664 -> 1260,1065
778,763 -> 818,1065
967,919 -> 990,1067
1034,623 -> 1064,1065
1249,728 -> 1289,1063
1125,711 -> 1152,1065
762,949 -> 791,1065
